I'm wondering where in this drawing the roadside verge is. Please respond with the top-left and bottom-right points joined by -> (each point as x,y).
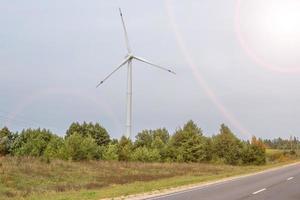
106,161 -> 300,200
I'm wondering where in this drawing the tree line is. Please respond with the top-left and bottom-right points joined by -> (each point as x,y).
263,137 -> 300,150
0,120 -> 268,165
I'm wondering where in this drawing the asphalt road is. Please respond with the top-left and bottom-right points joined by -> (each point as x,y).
145,162 -> 300,200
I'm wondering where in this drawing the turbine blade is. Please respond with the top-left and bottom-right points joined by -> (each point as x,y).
96,56 -> 130,87
119,8 -> 131,53
133,56 -> 176,74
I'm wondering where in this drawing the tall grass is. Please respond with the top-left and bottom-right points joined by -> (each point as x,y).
0,156 -> 242,199
0,154 -> 298,200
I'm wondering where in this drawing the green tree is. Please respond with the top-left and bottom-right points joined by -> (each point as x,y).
0,127 -> 14,156
131,147 -> 161,162
135,130 -> 153,148
12,128 -> 54,157
110,138 -> 119,145
44,136 -> 66,160
66,122 -> 110,146
103,143 -> 118,161
64,132 -> 100,161
212,124 -> 243,165
242,136 -> 266,165
134,128 -> 170,162
153,128 -> 169,144
135,128 -> 169,148
117,136 -> 133,161
170,120 -> 212,162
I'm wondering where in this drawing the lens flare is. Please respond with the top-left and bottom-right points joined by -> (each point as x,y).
164,0 -> 251,139
235,0 -> 300,73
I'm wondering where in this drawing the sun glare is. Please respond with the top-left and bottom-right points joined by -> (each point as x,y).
236,0 -> 300,72
263,2 -> 300,43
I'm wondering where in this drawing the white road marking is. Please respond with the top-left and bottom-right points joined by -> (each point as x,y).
142,163 -> 300,200
252,188 -> 266,195
287,177 -> 294,181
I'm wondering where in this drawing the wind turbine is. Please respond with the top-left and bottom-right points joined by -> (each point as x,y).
97,8 -> 175,139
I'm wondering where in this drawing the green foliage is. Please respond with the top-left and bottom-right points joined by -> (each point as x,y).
102,143 -> 118,161
153,128 -> 170,144
264,137 -> 300,150
110,138 -> 119,145
135,128 -> 169,148
135,130 -> 153,148
169,120 -> 212,162
66,122 -> 110,146
118,136 -> 133,161
0,156 -> 280,200
1,121 -> 271,166
134,128 -> 169,161
44,136 -> 66,160
212,124 -> 244,165
266,149 -> 299,163
64,132 -> 100,161
131,147 -> 161,162
11,128 -> 56,157
0,127 -> 15,156
243,137 -> 266,165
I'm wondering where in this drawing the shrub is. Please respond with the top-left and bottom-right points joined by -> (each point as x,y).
44,136 -> 66,160
169,120 -> 212,162
131,147 -> 161,162
0,122 -> 273,166
117,136 -> 133,161
64,133 -> 100,161
249,136 -> 266,165
11,128 -> 55,157
212,124 -> 244,165
135,128 -> 169,148
66,122 -> 110,146
0,127 -> 14,156
102,143 -> 118,161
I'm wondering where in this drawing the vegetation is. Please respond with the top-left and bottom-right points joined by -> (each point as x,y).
0,127 -> 16,156
0,121 -> 299,199
266,148 -> 299,163
264,137 -> 300,150
0,156 -> 298,200
1,120 -> 299,165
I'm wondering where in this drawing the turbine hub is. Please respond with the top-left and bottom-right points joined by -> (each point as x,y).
126,54 -> 134,59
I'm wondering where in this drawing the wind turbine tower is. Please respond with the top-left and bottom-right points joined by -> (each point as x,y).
97,8 -> 175,138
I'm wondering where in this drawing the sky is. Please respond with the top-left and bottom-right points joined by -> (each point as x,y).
0,0 -> 300,140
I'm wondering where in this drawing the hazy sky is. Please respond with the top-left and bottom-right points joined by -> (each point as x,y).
1,0 -> 300,139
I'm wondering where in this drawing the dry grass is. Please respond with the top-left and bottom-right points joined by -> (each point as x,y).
0,156 -> 298,200
0,156 -> 238,199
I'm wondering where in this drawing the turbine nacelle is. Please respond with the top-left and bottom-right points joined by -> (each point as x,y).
126,54 -> 134,59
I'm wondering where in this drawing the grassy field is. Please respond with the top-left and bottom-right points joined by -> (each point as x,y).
0,152 -> 299,200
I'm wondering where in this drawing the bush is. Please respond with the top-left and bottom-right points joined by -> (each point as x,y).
212,124 -> 244,165
169,120 -> 212,162
134,128 -> 170,162
249,137 -> 266,165
131,147 -> 161,162
0,127 -> 14,156
117,136 -> 133,161
242,144 -> 266,165
66,122 -> 110,146
135,128 -> 169,148
102,143 -> 118,161
64,133 -> 100,161
1,121 -> 272,166
44,136 -> 66,160
11,128 -> 55,157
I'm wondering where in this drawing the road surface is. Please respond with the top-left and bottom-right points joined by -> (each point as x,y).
144,162 -> 300,200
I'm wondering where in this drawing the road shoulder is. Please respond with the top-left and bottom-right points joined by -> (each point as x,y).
106,161 -> 300,200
